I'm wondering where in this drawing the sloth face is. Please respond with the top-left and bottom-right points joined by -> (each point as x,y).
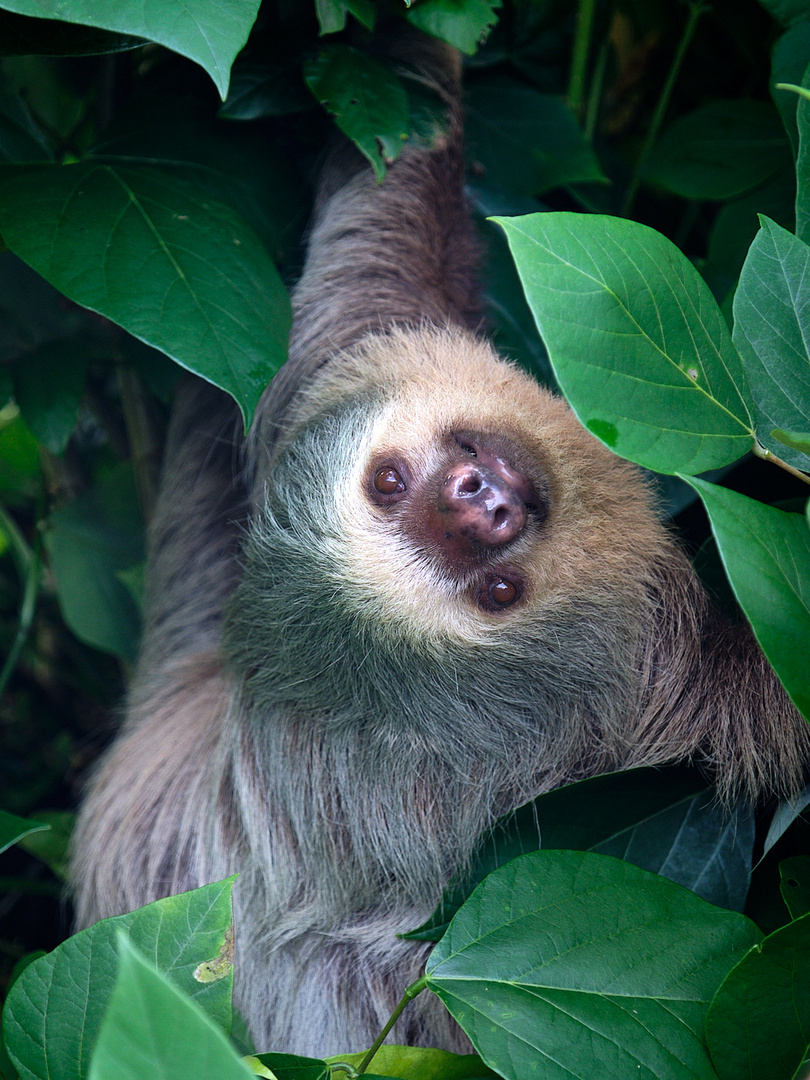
365,429 -> 550,613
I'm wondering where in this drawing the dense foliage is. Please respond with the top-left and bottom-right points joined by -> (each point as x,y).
1,1 -> 810,1078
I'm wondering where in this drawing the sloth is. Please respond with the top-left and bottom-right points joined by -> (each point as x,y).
71,34 -> 809,1058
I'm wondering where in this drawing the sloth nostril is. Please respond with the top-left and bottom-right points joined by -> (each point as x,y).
492,506 -> 509,530
457,471 -> 482,495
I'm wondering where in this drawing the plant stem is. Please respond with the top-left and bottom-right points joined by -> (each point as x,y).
584,34 -> 610,142
620,0 -> 707,217
0,504 -> 32,582
118,363 -> 159,524
355,976 -> 428,1076
0,512 -> 42,699
567,0 -> 598,117
752,441 -> 810,488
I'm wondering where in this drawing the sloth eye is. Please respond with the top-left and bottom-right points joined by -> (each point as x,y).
476,575 -> 521,612
374,467 -> 406,495
489,578 -> 517,606
455,437 -> 477,457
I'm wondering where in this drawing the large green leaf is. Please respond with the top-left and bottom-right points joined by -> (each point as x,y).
0,161 -> 290,429
684,477 -> 810,720
733,216 -> 810,470
405,766 -> 751,941
93,95 -> 306,257
706,913 -> 810,1080
497,212 -> 754,474
88,937 -> 250,1080
405,0 -> 501,55
466,81 -> 605,196
43,463 -> 143,660
3,879 -> 236,1080
0,0 -> 260,97
426,850 -> 760,1080
303,44 -> 409,182
645,100 -> 789,201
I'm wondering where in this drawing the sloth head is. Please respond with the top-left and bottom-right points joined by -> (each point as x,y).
252,325 -> 666,636
225,326 -> 676,748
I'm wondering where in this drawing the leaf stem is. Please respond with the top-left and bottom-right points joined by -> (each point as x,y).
567,0 -> 598,117
752,441 -> 810,488
620,0 -> 707,217
355,976 -> 428,1075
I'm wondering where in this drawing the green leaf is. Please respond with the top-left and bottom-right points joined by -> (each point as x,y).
88,936 -> 249,1080
426,850 -> 760,1080
326,1047 -> 496,1080
481,223 -> 554,387
3,878 -> 236,1080
645,100 -> 789,201
315,0 -> 376,35
465,81 -> 605,196
93,92 -> 305,257
0,404 -> 41,497
0,11 -> 141,58
763,784 -> 810,855
17,809 -> 73,880
406,767 -> 752,940
772,429 -> 810,454
0,0 -> 261,97
733,216 -> 810,469
683,477 -> 810,721
11,340 -> 87,453
220,60 -> 314,120
0,809 -> 48,855
43,463 -> 143,660
0,161 -> 290,429
0,80 -> 52,161
759,0 -> 810,27
406,0 -> 501,55
251,1054 -> 328,1080
780,855 -> 810,919
706,912 -> 810,1080
771,24 -> 810,154
303,45 -> 409,182
701,169 -> 795,304
496,212 -> 754,474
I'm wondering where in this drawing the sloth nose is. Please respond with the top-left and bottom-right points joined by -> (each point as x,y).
442,461 -> 527,546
